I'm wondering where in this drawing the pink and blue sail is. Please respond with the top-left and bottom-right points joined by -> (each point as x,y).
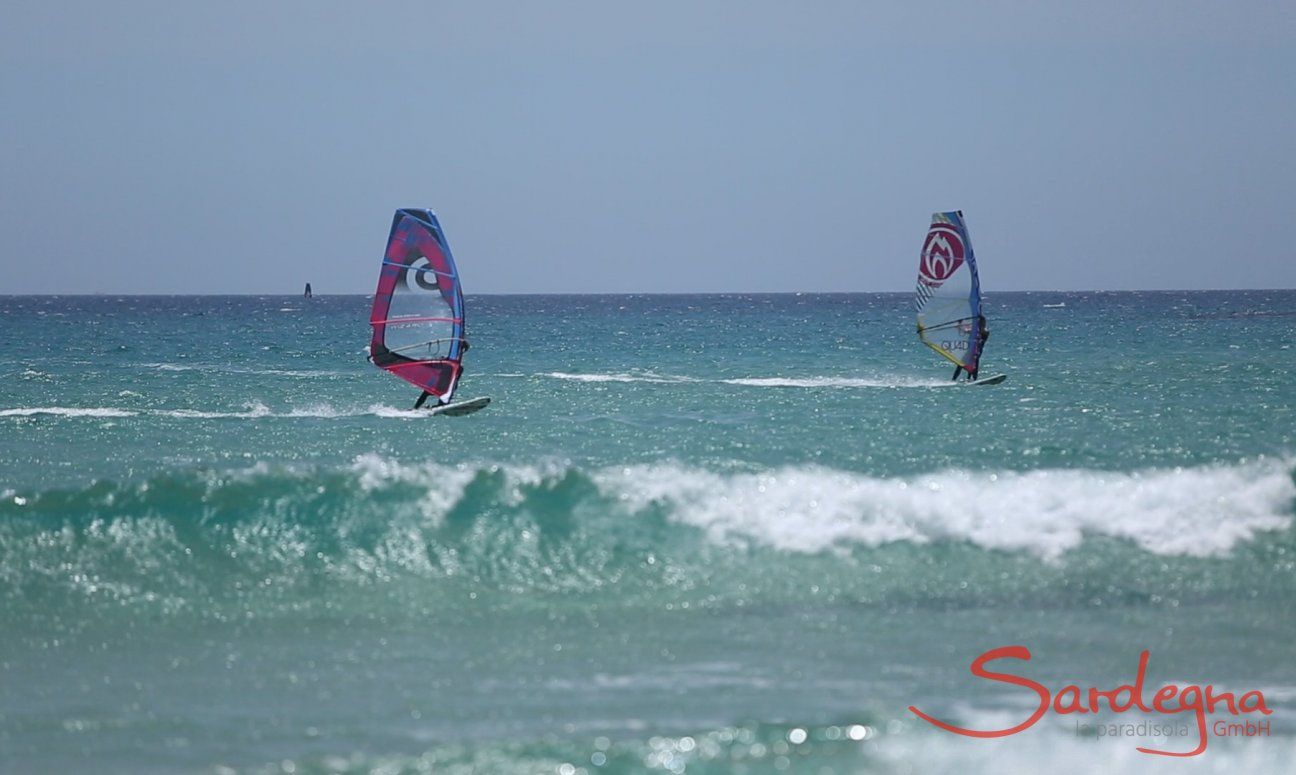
915,210 -> 984,372
368,209 -> 466,402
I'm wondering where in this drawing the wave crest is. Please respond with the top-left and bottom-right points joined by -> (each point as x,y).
1,457 -> 1291,611
599,460 -> 1295,559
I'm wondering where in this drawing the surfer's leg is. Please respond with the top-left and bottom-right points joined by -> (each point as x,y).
413,391 -> 431,409
952,366 -> 963,381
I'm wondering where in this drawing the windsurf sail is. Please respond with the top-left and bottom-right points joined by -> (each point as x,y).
369,208 -> 466,403
915,210 -> 983,372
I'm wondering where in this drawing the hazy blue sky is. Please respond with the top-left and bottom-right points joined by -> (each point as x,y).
2,1 -> 1294,293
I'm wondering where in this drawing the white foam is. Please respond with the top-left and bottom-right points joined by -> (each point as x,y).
155,409 -> 230,419
286,403 -> 348,418
540,372 -> 945,388
365,404 -> 429,419
290,403 -> 433,419
259,369 -> 348,378
1,402 -> 454,421
594,459 -> 1295,559
720,376 -> 946,389
544,371 -> 695,384
348,454 -> 547,520
0,407 -> 137,418
154,402 -> 271,419
284,455 -> 1294,559
160,403 -> 437,420
139,363 -> 346,378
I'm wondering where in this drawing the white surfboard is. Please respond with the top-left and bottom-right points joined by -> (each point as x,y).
427,396 -> 492,416
934,373 -> 1007,387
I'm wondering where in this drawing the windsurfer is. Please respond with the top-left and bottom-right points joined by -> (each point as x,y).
412,339 -> 470,409
952,316 -> 989,381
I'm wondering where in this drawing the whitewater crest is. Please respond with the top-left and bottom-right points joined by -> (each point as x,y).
2,457 -> 1290,570
594,459 -> 1296,559
224,451 -> 1290,559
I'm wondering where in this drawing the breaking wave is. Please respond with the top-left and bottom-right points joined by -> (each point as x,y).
597,460 -> 1294,559
0,457 -> 1291,614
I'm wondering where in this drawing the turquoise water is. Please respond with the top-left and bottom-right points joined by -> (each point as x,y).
2,292 -> 1294,773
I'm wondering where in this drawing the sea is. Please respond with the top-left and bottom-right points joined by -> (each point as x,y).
1,292 -> 1294,774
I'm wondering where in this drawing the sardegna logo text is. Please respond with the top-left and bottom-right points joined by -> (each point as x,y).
908,645 -> 1272,756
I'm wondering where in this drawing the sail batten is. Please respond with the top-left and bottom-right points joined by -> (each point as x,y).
369,316 -> 463,326
380,261 -> 457,278
915,211 -> 983,372
368,208 -> 466,402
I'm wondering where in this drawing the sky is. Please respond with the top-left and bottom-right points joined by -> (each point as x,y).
2,1 -> 1294,294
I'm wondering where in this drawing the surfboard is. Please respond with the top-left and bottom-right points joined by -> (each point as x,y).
914,210 -> 1006,382
932,373 -> 1007,388
427,396 -> 492,416
368,208 -> 488,415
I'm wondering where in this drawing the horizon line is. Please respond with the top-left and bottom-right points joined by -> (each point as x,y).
3,288 -> 1295,298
